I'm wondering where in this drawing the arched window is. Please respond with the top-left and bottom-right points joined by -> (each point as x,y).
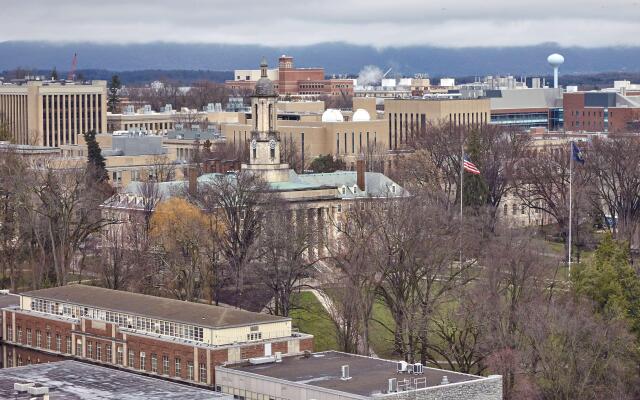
254,104 -> 258,129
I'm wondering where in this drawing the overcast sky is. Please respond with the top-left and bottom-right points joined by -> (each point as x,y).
2,0 -> 640,47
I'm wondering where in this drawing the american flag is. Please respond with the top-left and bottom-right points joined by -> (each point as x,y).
463,155 -> 480,175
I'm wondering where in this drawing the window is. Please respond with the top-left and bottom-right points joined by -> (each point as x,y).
151,353 -> 158,373
175,358 -> 182,377
140,352 -> 146,370
76,340 -> 82,356
199,363 -> 207,383
117,347 -> 123,365
503,203 -> 508,216
96,343 -> 102,361
7,326 -> 12,342
512,204 -> 517,215
55,334 -> 61,352
66,337 -> 71,354
187,362 -> 194,380
521,205 -> 526,215
106,344 -> 112,363
27,328 -> 32,345
87,341 -> 93,358
247,332 -> 262,341
163,355 -> 169,375
129,350 -> 135,368
17,355 -> 23,366
46,332 -> 51,349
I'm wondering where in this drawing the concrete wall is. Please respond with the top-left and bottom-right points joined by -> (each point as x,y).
381,375 -> 502,400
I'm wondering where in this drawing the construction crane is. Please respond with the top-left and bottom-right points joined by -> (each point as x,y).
382,68 -> 393,78
67,53 -> 77,81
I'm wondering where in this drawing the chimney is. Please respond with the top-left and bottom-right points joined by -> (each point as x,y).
356,157 -> 365,191
212,159 -> 221,174
224,160 -> 234,173
188,167 -> 198,196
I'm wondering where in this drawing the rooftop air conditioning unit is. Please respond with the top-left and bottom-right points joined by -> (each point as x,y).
406,363 -> 415,374
14,382 -> 35,392
388,378 -> 397,393
413,363 -> 423,374
28,386 -> 49,395
397,361 -> 408,373
341,365 -> 351,380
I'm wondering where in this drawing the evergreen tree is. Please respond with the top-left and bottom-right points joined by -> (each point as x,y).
309,154 -> 346,173
107,75 -> 122,113
573,234 -> 640,340
51,67 -> 58,80
83,130 -> 109,183
462,130 -> 489,208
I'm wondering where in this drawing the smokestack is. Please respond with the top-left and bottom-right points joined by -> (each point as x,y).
356,158 -> 365,191
188,168 -> 198,196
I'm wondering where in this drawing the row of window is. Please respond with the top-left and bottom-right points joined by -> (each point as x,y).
503,202 -> 542,216
30,297 -> 205,342
8,326 -> 71,353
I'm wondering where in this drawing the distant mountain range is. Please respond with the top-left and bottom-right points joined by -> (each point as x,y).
1,41 -> 640,78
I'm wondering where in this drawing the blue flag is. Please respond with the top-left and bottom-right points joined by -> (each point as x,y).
572,142 -> 585,164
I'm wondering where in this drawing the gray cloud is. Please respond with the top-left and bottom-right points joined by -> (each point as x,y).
2,0 -> 639,47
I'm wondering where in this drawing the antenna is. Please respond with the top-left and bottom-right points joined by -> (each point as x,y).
547,53 -> 564,89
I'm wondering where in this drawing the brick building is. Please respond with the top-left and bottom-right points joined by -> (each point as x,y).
1,285 -> 313,388
564,91 -> 640,133
226,55 -> 353,98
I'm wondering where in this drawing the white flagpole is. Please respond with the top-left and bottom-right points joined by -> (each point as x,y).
568,141 -> 573,278
460,127 -> 464,268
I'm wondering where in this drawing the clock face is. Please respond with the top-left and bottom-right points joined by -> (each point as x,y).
251,139 -> 257,149
269,139 -> 277,149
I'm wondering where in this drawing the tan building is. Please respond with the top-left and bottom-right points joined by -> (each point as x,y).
61,132 -> 188,188
107,106 -> 241,134
384,98 -> 491,150
0,80 -> 107,146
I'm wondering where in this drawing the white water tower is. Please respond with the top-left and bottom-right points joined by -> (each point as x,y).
547,53 -> 565,89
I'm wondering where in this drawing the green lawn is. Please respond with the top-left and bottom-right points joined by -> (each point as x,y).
290,291 -> 338,352
369,300 -> 396,358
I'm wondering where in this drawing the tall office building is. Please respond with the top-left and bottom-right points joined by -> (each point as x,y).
0,80 -> 107,146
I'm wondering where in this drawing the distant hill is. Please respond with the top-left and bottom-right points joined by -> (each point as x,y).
2,41 -> 640,77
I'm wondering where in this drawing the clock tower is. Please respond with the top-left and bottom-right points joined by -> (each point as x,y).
241,58 -> 290,182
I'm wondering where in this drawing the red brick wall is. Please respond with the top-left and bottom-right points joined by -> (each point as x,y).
610,108 -> 640,132
240,343 -> 265,359
300,338 -> 314,352
5,344 -> 66,366
126,334 -> 195,378
272,341 -> 288,354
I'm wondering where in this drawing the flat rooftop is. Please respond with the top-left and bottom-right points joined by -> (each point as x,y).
0,360 -> 230,399
0,293 -> 20,309
21,285 -> 288,329
229,351 -> 482,396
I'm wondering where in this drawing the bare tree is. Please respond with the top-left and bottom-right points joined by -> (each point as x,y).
30,166 -> 115,286
196,171 -> 270,307
586,135 -> 640,248
148,154 -> 176,182
257,199 -> 319,317
515,144 -> 588,259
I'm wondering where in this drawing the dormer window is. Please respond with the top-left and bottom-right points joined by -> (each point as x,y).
391,184 -> 396,194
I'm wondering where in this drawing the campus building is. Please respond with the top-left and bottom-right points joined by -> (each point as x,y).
488,88 -> 564,131
225,55 -> 354,98
563,91 -> 640,133
1,285 -> 313,388
216,351 -> 502,400
0,80 -> 107,146
384,98 -> 491,150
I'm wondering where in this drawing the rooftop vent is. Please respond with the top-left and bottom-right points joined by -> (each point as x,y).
341,365 -> 351,380
14,382 -> 35,392
388,378 -> 397,393
413,362 -> 423,374
441,375 -> 449,385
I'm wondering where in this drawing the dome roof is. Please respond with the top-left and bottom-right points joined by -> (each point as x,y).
352,108 -> 371,122
321,109 -> 344,123
254,77 -> 276,97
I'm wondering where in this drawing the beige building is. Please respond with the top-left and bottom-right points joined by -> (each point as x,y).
107,106 -> 241,134
0,80 -> 107,146
384,98 -> 491,149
